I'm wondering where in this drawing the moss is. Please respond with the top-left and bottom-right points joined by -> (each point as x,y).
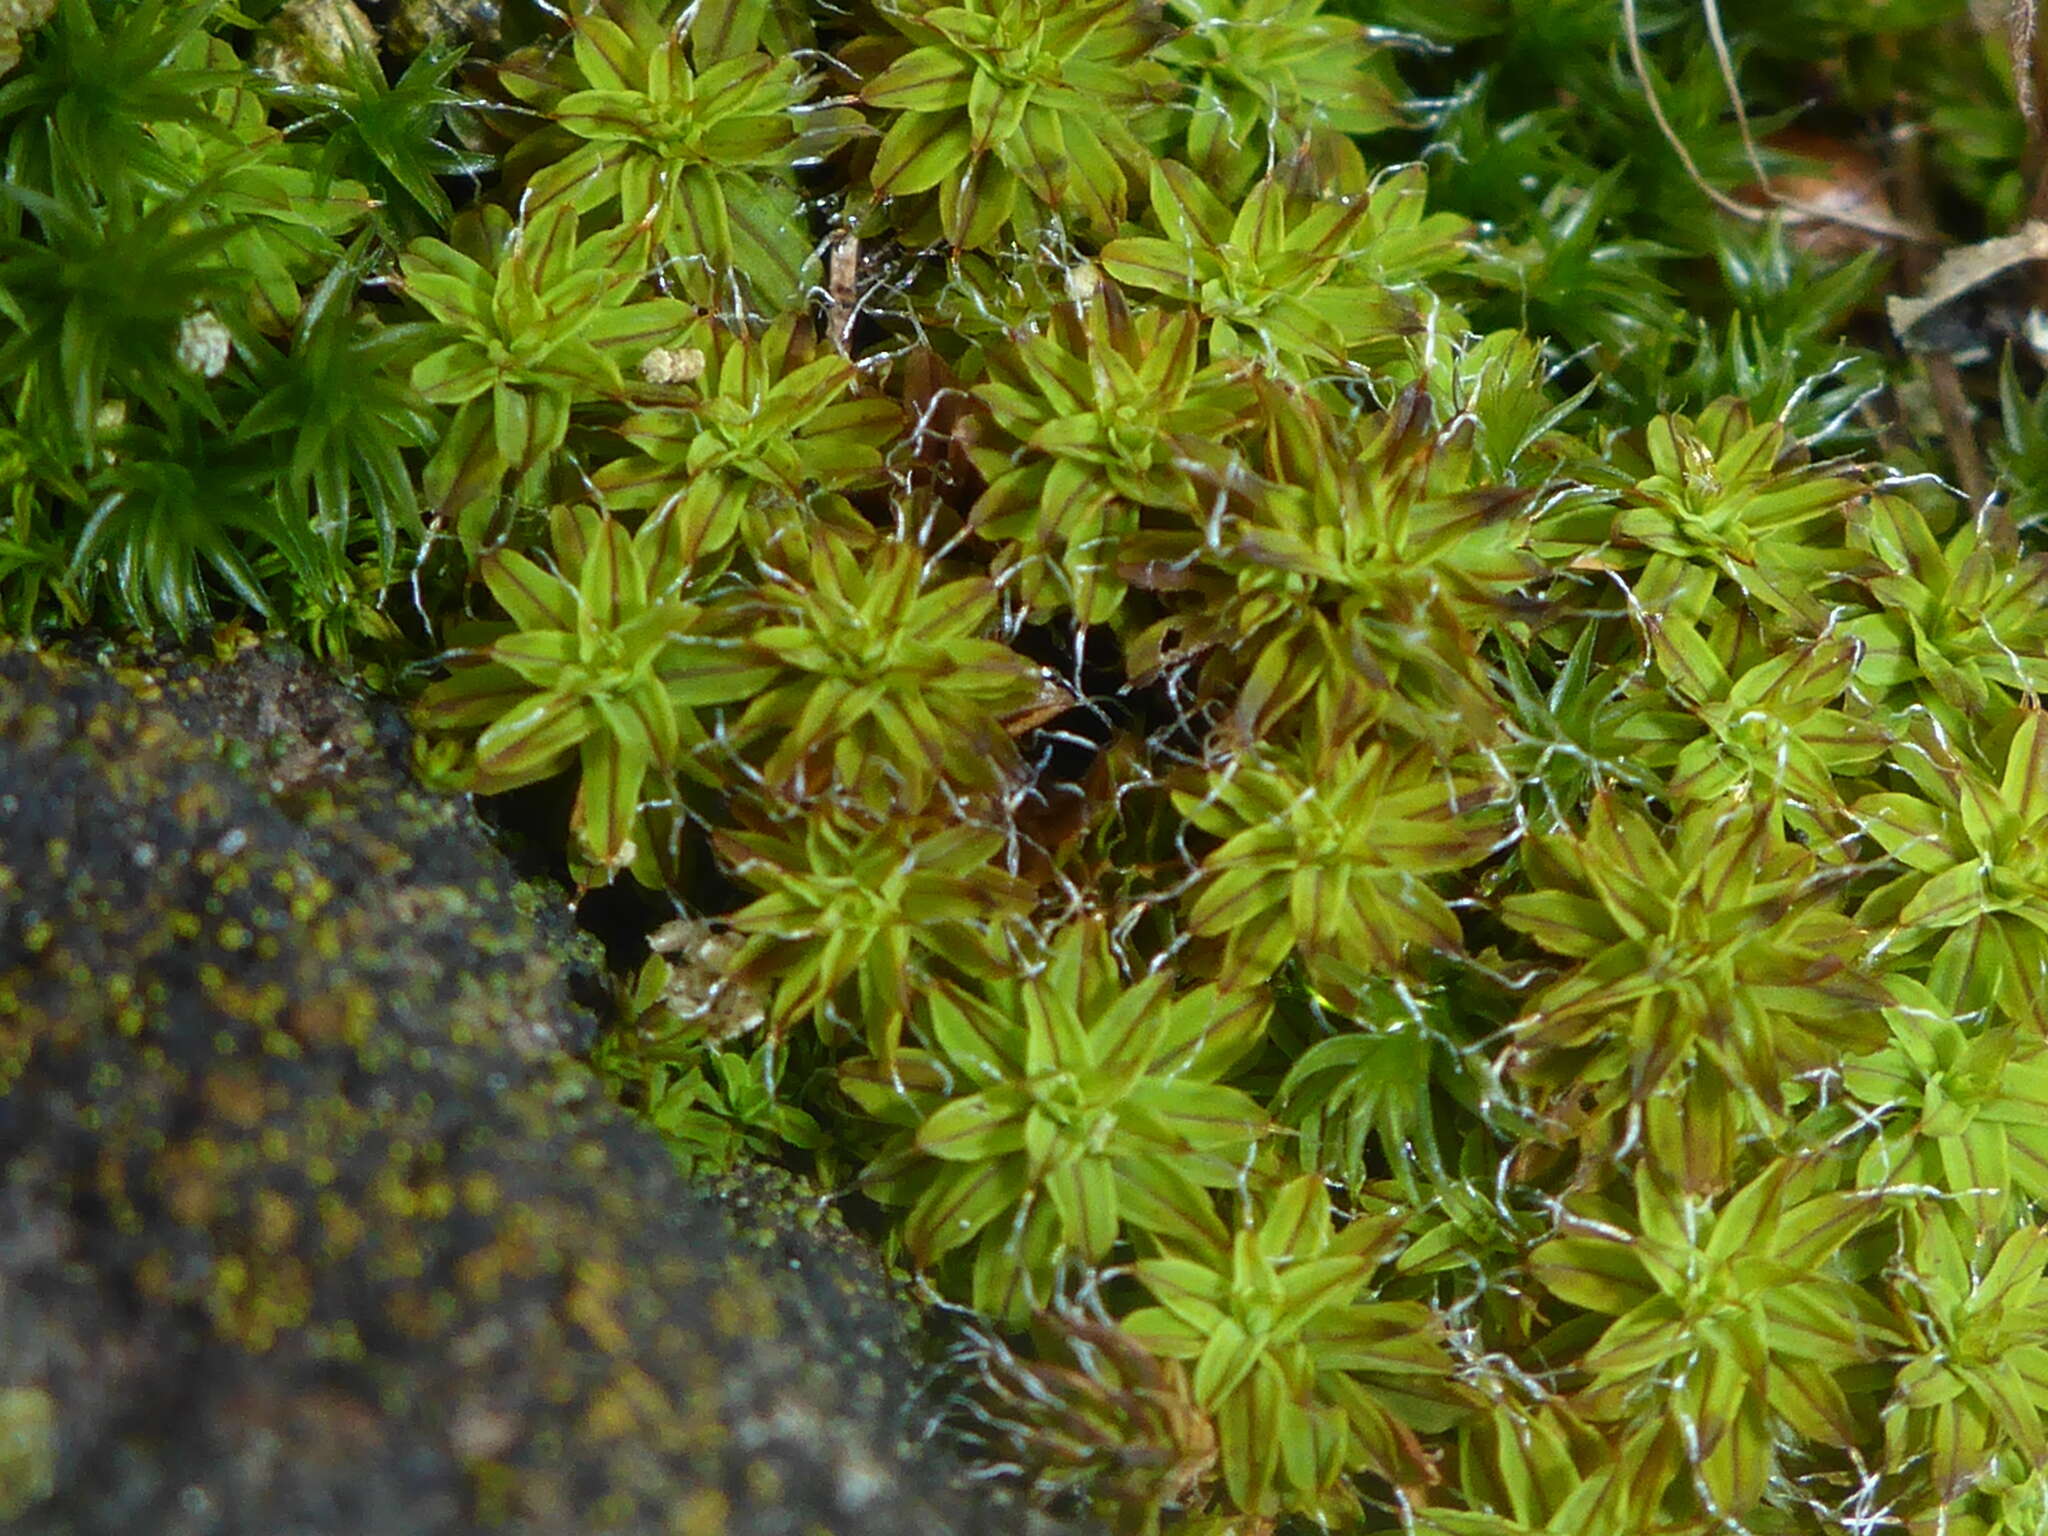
15,0 -> 2048,1531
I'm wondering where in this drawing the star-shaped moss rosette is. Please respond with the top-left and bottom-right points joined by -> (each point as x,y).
1839,976 -> 2048,1227
838,917 -> 1270,1326
1499,793 -> 1890,1190
0,0 -> 242,225
1400,325 -> 1593,482
1841,493 -> 2048,743
1172,732 -> 1505,1008
847,0 -> 1177,249
596,1034 -> 828,1179
495,0 -> 861,312
410,500 -> 774,884
1156,0 -> 1402,201
151,32 -> 383,332
1099,160 -> 1469,374
710,804 -> 1035,1061
264,31 -> 494,245
1273,975 -> 1470,1202
1124,379 -> 1541,748
967,286 -> 1257,627
1416,1403 -> 1704,1536
590,311 -> 903,567
65,397 -> 326,644
1627,578 -> 1890,846
0,180 -> 243,460
1883,1212 -> 2048,1516
1122,1173 -> 1471,1522
396,202 -> 694,553
1556,398 -> 1873,630
4,5 -> 376,342
723,523 -> 1045,814
1527,1157 -> 1899,1524
1941,1457 -> 2048,1536
1856,708 -> 2048,1032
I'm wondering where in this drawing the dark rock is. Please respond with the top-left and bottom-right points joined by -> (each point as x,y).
0,635 -> 1078,1536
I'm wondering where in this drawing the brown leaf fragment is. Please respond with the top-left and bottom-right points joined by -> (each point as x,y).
1888,222 -> 2048,361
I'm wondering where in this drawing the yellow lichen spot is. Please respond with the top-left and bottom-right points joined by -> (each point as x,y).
385,1286 -> 458,1341
134,1250 -> 175,1302
94,1152 -> 140,1233
210,1253 -> 248,1299
232,978 -> 292,1028
202,1068 -> 269,1130
564,1264 -> 631,1356
492,1209 -> 545,1279
308,1319 -> 366,1363
715,1260 -> 780,1340
743,1459 -> 783,1504
708,1287 -> 759,1341
286,991 -> 370,1050
456,1243 -> 505,1303
375,1237 -> 429,1283
0,1387 -> 57,1520
112,665 -> 164,700
461,1172 -> 501,1217
319,1195 -> 367,1260
582,1384 -> 639,1441
370,1165 -> 417,1217
283,870 -> 337,923
671,1488 -> 730,1536
252,1189 -> 299,1250
210,1252 -> 313,1352
160,1144 -> 226,1228
469,1460 -> 520,1527
173,781 -> 229,825
585,1363 -> 670,1446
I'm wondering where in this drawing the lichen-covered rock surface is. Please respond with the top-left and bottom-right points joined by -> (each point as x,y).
0,633 -> 1082,1536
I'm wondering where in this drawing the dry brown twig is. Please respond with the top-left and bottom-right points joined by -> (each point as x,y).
1890,123 -> 1996,509
1624,2 -> 2036,503
2016,0 -> 2041,139
1621,0 -> 1937,246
